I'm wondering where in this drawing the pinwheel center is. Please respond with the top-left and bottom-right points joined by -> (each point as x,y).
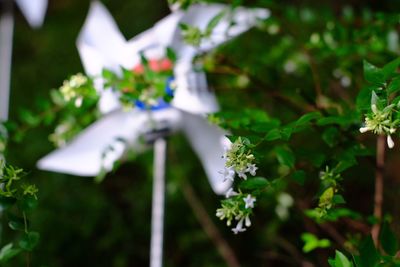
134,77 -> 175,111
131,58 -> 176,111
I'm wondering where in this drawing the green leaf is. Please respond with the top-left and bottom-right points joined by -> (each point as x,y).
324,208 -> 362,221
179,23 -> 189,30
8,218 -> 25,231
292,170 -> 306,185
380,222 -> 398,256
0,243 -> 21,262
265,129 -> 282,141
19,232 -> 40,252
334,158 -> 357,173
275,146 -> 295,168
382,57 -> 400,80
102,68 -> 117,80
322,127 -> 340,147
387,76 -> 400,94
166,47 -> 177,62
295,112 -> 322,127
205,11 -> 226,36
139,51 -> 149,66
319,187 -> 334,207
308,153 -> 326,168
280,126 -> 294,141
328,250 -> 353,267
359,236 -> 380,267
50,89 -> 66,106
301,233 -> 331,253
356,86 -> 373,111
18,195 -> 38,212
251,121 -> 279,133
317,116 -> 353,127
19,110 -> 40,127
363,60 -> 384,85
239,177 -> 269,190
332,194 -> 346,204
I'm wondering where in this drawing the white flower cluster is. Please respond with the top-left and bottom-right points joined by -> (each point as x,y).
220,137 -> 258,182
49,121 -> 74,147
59,73 -> 88,107
275,192 -> 294,220
138,88 -> 159,107
216,137 -> 259,234
359,103 -> 398,149
216,192 -> 256,234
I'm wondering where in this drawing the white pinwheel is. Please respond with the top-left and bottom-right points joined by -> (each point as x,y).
0,0 -> 48,121
37,1 -> 269,194
37,2 -> 269,266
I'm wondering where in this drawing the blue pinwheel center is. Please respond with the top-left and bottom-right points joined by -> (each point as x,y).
134,76 -> 175,111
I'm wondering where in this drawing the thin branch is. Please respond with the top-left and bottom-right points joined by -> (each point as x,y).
210,55 -> 317,113
303,49 -> 323,101
181,182 -> 241,267
274,236 -> 316,267
372,135 -> 386,246
341,218 -> 370,235
318,223 -> 347,247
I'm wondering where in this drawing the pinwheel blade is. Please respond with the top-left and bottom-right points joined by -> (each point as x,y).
37,108 -> 182,176
127,10 -> 183,54
181,110 -> 231,195
15,0 -> 47,28
77,1 -> 135,75
171,62 -> 219,114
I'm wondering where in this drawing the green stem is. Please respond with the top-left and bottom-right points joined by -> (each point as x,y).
22,211 -> 28,233
22,212 -> 31,267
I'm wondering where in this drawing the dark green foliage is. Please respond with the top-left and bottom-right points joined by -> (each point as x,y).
4,0 -> 400,266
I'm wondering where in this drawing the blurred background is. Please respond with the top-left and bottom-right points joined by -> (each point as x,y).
4,0 -> 400,266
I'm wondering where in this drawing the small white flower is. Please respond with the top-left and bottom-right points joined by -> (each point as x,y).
387,135 -> 395,149
277,192 -> 294,208
237,169 -> 247,180
216,209 -> 225,219
340,76 -> 351,87
245,215 -> 251,227
231,218 -> 246,234
75,97 -> 83,107
225,188 -> 239,198
284,60 -> 296,74
219,166 -> 235,182
359,126 -> 370,133
243,194 -> 256,209
246,154 -> 255,160
246,163 -> 258,176
276,205 -> 289,220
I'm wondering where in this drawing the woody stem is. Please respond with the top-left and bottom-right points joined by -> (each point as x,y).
371,135 -> 386,246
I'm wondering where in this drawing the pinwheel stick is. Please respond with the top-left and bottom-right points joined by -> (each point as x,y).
0,0 -> 13,121
150,138 -> 167,267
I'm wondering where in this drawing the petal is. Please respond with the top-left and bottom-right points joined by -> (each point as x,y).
245,216 -> 251,227
387,135 -> 395,149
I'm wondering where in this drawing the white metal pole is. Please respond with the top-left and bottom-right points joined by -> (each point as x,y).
150,137 -> 167,267
0,0 -> 14,121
